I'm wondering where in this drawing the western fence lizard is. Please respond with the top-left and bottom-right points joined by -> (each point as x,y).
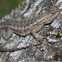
0,9 -> 60,41
0,9 -> 60,52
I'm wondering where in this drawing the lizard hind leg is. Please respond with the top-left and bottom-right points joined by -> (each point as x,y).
1,28 -> 14,40
31,32 -> 46,43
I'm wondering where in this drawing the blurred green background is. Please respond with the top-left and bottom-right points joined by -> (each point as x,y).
0,0 -> 21,17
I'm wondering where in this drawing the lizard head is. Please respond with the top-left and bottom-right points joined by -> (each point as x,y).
1,28 -> 13,40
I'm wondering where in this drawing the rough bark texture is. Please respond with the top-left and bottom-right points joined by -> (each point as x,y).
0,0 -> 62,62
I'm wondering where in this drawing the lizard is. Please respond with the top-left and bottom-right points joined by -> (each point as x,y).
0,8 -> 60,41
0,8 -> 60,52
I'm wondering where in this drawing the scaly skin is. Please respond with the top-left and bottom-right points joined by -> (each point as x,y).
10,10 -> 60,36
0,9 -> 60,52
0,9 -> 60,40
